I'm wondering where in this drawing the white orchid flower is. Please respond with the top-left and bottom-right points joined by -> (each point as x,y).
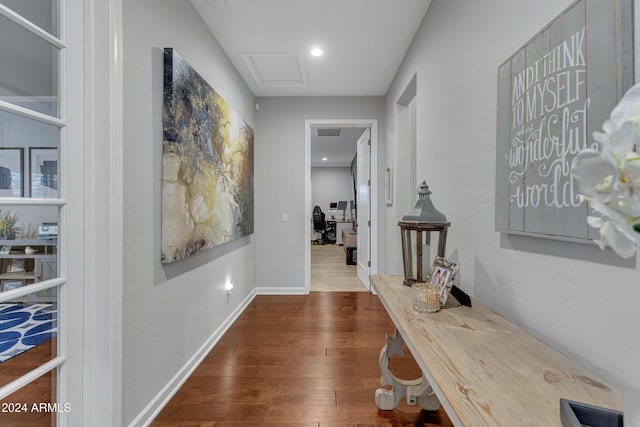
589,218 -> 638,258
582,196 -> 639,258
573,149 -> 617,201
609,83 -> 640,144
572,83 -> 640,258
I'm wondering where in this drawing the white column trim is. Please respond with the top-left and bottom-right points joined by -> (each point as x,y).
82,0 -> 124,425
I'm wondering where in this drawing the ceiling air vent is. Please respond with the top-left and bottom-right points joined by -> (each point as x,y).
316,128 -> 342,137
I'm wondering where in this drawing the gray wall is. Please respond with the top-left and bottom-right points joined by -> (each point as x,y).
254,97 -> 384,289
122,0 -> 256,423
311,166 -> 353,216
384,0 -> 640,394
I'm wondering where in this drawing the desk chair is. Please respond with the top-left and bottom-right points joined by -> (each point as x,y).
312,206 -> 329,244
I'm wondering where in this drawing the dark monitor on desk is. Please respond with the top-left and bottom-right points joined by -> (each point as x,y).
337,200 -> 348,220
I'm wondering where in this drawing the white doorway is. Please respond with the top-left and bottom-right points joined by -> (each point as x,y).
304,119 -> 378,293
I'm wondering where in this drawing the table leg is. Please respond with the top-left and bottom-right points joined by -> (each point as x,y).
375,329 -> 441,411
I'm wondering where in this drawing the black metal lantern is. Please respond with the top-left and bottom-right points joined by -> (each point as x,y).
399,181 -> 450,286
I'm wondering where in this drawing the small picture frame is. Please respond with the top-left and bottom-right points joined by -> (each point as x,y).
1,279 -> 24,292
7,259 -> 25,273
426,256 -> 459,306
0,245 -> 11,255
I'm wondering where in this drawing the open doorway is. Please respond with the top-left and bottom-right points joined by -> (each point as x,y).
304,119 -> 378,293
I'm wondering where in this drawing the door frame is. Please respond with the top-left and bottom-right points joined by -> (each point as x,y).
356,128 -> 371,289
304,119 -> 378,293
81,0 -> 124,424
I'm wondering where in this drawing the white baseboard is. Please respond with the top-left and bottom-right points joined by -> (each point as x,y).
255,286 -> 308,295
128,288 -> 257,427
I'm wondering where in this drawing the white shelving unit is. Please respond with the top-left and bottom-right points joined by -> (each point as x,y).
0,239 -> 58,302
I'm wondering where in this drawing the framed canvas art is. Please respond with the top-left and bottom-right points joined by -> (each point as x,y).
162,48 -> 254,263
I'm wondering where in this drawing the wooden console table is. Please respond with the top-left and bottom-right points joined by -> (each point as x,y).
371,275 -> 623,426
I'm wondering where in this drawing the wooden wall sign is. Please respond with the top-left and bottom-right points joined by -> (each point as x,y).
495,0 -> 633,241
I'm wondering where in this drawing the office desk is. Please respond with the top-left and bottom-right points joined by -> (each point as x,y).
329,220 -> 353,245
370,275 -> 623,426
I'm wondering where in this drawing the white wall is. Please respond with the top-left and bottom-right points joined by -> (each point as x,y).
311,166 -> 353,218
384,0 -> 640,394
122,0 -> 256,424
255,97 -> 384,290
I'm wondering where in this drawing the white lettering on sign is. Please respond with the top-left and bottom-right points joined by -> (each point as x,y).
505,27 -> 596,209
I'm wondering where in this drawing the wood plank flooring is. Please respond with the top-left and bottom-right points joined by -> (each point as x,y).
0,246 -> 454,427
0,338 -> 57,427
151,293 -> 454,426
311,244 -> 366,292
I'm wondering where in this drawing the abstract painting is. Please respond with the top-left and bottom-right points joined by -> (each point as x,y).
162,48 -> 254,263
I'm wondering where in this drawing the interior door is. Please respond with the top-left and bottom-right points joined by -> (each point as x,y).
356,128 -> 371,288
0,1 -> 84,424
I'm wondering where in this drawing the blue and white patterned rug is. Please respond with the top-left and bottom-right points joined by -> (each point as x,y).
0,303 -> 57,363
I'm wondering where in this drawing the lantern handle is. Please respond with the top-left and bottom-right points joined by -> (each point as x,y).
417,181 -> 431,199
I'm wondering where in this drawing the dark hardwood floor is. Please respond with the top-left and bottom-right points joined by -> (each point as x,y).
0,294 -> 454,427
151,293 -> 454,427
0,338 -> 56,427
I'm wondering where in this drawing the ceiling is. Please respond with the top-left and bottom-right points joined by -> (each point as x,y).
190,0 -> 432,97
310,127 -> 366,166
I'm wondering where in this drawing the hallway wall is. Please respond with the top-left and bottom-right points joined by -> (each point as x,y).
384,0 -> 640,394
311,166 -> 353,216
122,0 -> 256,423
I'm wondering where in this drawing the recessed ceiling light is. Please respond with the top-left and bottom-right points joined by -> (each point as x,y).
310,48 -> 323,57
322,157 -> 328,161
